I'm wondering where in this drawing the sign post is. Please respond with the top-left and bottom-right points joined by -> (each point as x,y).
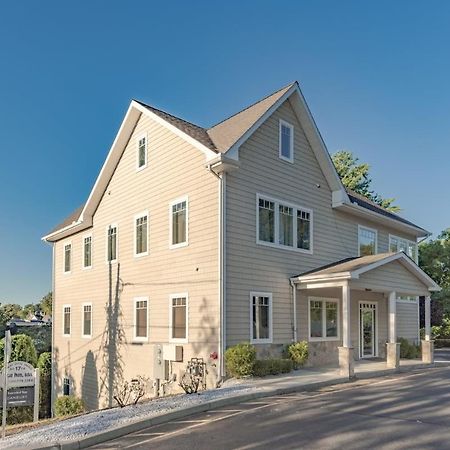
2,330 -> 11,439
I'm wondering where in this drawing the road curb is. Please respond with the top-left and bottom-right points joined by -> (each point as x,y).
27,363 -> 449,450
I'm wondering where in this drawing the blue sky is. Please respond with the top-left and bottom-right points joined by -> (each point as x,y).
1,1 -> 449,305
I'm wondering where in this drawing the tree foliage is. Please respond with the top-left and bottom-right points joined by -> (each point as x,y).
0,334 -> 38,368
332,150 -> 400,212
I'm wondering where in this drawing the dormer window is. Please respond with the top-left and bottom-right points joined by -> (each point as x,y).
279,119 -> 294,163
137,134 -> 147,170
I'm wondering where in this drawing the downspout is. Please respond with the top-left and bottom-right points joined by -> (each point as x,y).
207,164 -> 226,385
290,278 -> 298,342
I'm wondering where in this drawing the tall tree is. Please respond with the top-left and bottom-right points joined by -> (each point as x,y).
332,150 -> 400,212
39,292 -> 52,316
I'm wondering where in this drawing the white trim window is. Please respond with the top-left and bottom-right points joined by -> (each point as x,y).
134,212 -> 148,256
107,225 -> 118,262
83,235 -> 92,269
63,242 -> 72,274
63,305 -> 71,337
250,292 -> 273,343
279,119 -> 294,163
134,297 -> 148,341
358,225 -> 377,256
82,303 -> 92,338
169,294 -> 188,343
389,235 -> 418,263
63,377 -> 71,396
136,133 -> 147,170
170,197 -> 188,248
257,194 -> 312,253
309,297 -> 339,341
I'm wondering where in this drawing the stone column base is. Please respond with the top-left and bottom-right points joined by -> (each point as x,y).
422,340 -> 434,364
386,342 -> 400,369
338,346 -> 354,378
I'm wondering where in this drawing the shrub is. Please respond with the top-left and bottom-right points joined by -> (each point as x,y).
398,337 -> 421,359
435,339 -> 450,348
225,343 -> 256,378
38,352 -> 52,418
253,359 -> 293,377
284,341 -> 308,368
54,396 -> 84,417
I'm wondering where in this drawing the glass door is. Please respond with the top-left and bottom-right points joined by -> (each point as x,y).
359,303 -> 377,358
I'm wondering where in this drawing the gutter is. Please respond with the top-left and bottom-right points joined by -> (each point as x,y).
289,279 -> 298,342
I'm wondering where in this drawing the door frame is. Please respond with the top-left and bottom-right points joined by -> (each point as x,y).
358,301 -> 379,358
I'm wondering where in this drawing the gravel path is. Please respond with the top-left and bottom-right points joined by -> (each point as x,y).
1,381 -> 255,449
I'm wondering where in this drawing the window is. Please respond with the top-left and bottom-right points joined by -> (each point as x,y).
170,294 -> 188,342
135,213 -> 148,256
170,198 -> 188,248
134,298 -> 148,341
64,243 -> 71,273
82,303 -> 92,338
309,298 -> 339,340
107,225 -> 118,262
257,194 -> 313,253
83,235 -> 92,268
389,235 -> 418,263
137,134 -> 147,170
279,119 -> 294,162
250,292 -> 272,343
63,377 -> 70,396
358,226 -> 377,256
63,305 -> 71,336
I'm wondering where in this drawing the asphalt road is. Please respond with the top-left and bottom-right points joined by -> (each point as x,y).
90,366 -> 450,450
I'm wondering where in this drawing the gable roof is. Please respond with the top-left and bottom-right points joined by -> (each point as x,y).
43,82 -> 429,241
292,252 -> 440,292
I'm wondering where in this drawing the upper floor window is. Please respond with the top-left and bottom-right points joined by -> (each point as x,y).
389,235 -> 418,263
134,297 -> 148,341
135,213 -> 148,256
279,119 -> 294,163
83,235 -> 92,268
64,243 -> 71,273
250,292 -> 272,343
170,294 -> 188,342
358,226 -> 377,256
82,303 -> 92,338
137,134 -> 147,170
107,225 -> 118,262
63,305 -> 71,336
257,194 -> 312,253
170,197 -> 188,248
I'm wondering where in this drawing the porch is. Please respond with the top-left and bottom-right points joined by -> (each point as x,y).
291,252 -> 441,378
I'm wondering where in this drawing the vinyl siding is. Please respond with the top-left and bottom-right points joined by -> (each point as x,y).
53,113 -> 219,409
397,301 -> 420,343
225,99 -> 420,347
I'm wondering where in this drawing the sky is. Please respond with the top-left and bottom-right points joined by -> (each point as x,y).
1,1 -> 449,305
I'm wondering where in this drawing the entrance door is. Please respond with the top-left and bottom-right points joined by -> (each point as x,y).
359,303 -> 377,358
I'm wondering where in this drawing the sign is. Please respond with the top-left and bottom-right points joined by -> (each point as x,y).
6,362 -> 35,388
0,387 -> 35,407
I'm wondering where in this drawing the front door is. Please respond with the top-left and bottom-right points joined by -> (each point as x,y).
359,302 -> 377,358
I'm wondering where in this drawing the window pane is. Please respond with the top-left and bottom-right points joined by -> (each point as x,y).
280,124 -> 292,159
84,237 -> 92,267
83,305 -> 92,336
389,237 -> 399,253
279,205 -> 293,246
252,296 -> 270,340
138,137 -> 146,167
399,239 -> 408,253
108,227 -> 117,261
63,307 -> 71,335
258,199 -> 275,243
359,228 -> 376,256
310,301 -> 323,338
63,378 -> 70,396
136,300 -> 147,338
136,216 -> 148,254
64,244 -> 71,272
172,297 -> 186,339
297,210 -> 311,250
408,242 -> 417,262
172,202 -> 186,245
326,302 -> 337,337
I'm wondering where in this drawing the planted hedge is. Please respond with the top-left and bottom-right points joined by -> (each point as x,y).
253,358 -> 293,377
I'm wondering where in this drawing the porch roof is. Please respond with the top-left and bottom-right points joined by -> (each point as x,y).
291,252 -> 440,294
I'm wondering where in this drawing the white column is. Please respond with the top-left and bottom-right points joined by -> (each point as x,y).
425,296 -> 431,341
388,291 -> 397,344
342,282 -> 351,348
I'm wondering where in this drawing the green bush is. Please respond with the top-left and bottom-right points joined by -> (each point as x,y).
225,343 -> 256,378
253,359 -> 293,377
398,337 -> 421,359
38,352 -> 52,418
0,334 -> 38,368
435,339 -> 450,348
54,396 -> 84,417
284,341 -> 308,368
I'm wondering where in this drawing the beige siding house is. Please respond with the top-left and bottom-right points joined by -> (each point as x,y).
43,82 -> 439,410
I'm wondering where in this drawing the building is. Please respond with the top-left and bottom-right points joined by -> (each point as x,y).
43,82 -> 439,410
